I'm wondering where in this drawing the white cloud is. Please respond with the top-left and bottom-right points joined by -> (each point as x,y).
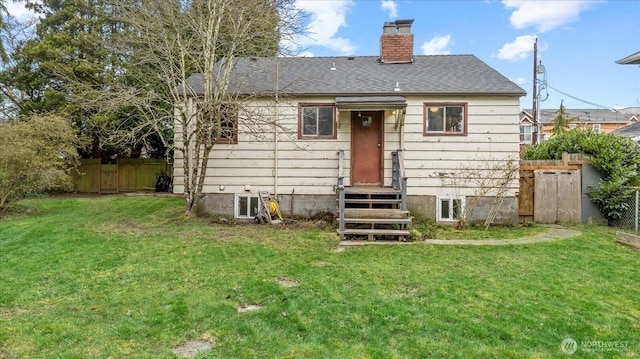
502,0 -> 597,33
292,0 -> 356,55
381,0 -> 398,18
420,35 -> 452,55
5,1 -> 37,20
497,34 -> 537,61
514,77 -> 527,85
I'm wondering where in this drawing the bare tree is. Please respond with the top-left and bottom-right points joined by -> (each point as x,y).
441,157 -> 519,229
69,0 -> 304,215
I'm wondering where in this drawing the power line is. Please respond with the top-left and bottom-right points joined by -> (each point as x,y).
547,84 -> 613,109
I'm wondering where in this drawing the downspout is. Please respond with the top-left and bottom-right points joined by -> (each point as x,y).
274,60 -> 279,196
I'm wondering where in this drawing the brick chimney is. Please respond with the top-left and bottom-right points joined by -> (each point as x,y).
380,19 -> 414,64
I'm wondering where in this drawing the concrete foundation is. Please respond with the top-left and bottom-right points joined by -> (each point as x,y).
197,192 -> 518,225
467,196 -> 518,225
197,193 -> 336,218
407,195 -> 517,225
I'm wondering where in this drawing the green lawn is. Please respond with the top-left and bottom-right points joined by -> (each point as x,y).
1,196 -> 638,358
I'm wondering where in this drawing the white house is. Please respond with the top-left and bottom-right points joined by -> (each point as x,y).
174,19 -> 525,239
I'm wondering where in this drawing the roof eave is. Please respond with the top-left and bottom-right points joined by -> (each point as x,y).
616,51 -> 640,65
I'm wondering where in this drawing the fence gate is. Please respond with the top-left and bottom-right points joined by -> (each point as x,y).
518,170 -> 535,222
534,170 -> 581,223
100,164 -> 118,194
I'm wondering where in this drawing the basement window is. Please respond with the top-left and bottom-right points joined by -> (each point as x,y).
235,194 -> 260,219
437,196 -> 464,222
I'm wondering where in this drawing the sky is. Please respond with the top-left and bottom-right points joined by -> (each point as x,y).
6,0 -> 640,111
287,0 -> 640,111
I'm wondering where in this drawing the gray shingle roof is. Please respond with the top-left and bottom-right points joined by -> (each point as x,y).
612,121 -> 640,137
524,108 -> 640,124
184,55 -> 525,97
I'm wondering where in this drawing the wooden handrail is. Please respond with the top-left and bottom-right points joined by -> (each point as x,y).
393,149 -> 408,212
397,149 -> 406,181
337,150 -> 345,233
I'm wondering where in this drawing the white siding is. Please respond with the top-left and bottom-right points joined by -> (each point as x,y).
173,95 -> 521,198
402,96 -> 520,197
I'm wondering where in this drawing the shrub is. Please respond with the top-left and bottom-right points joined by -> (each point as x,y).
0,114 -> 80,210
523,130 -> 640,221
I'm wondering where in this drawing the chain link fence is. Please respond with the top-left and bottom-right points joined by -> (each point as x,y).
611,188 -> 640,232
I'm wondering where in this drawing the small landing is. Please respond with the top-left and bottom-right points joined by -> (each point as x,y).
344,186 -> 400,195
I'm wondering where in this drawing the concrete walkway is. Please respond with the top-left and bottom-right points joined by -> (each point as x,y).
339,225 -> 579,246
423,225 -> 579,246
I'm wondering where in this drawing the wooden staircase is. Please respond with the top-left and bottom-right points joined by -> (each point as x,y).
338,187 -> 412,240
336,150 -> 412,241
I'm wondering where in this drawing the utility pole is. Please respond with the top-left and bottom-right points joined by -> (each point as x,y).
532,38 -> 538,144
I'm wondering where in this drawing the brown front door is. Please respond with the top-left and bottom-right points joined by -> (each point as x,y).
351,111 -> 383,185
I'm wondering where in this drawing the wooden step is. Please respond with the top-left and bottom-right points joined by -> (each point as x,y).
343,198 -> 401,204
337,228 -> 411,241
343,208 -> 409,219
344,187 -> 400,195
343,218 -> 412,225
339,229 -> 410,235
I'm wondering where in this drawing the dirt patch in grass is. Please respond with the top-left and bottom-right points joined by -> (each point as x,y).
237,304 -> 262,313
173,340 -> 214,358
0,349 -> 17,359
208,211 -> 336,230
0,205 -> 40,219
277,279 -> 300,287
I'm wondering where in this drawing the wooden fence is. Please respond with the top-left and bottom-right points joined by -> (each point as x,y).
75,158 -> 172,194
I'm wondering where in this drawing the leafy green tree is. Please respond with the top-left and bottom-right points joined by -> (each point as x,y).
0,1 -> 113,152
0,114 -> 81,210
550,100 -> 577,136
0,0 -> 166,158
523,130 -> 640,221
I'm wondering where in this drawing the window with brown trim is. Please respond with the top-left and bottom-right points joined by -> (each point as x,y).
298,103 -> 336,139
424,103 -> 468,136
214,104 -> 238,144
199,103 -> 238,144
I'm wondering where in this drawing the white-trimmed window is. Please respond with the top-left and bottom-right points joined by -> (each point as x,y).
569,123 -> 577,130
592,123 -> 601,133
520,124 -> 532,143
437,196 -> 464,222
235,194 -> 260,219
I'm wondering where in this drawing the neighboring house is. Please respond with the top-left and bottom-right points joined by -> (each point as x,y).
612,121 -> 640,143
174,19 -> 525,238
519,108 -> 640,143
